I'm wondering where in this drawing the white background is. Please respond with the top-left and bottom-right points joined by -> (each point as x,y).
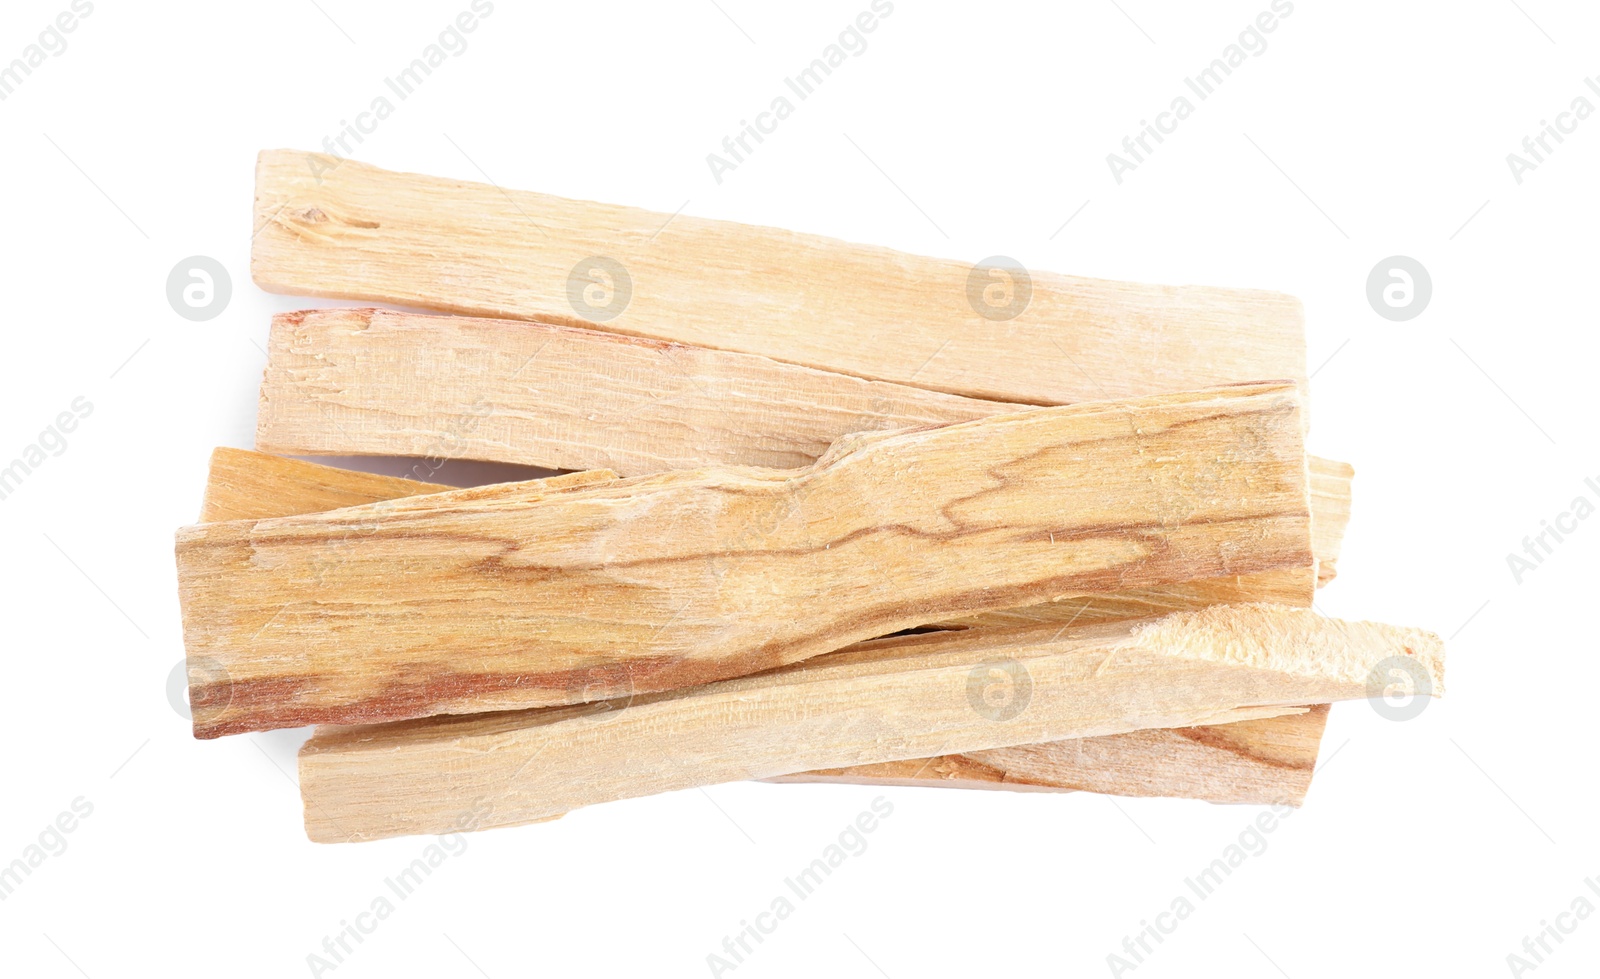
1,1 -> 1596,976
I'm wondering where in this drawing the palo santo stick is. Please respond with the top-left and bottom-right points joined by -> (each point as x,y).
940,569 -> 1313,630
196,449 -> 1324,805
773,704 -> 1331,806
198,453 -> 1345,624
177,384 -> 1311,737
252,309 -> 1351,578
207,450 -> 1347,614
251,151 -> 1307,405
200,448 -> 442,523
297,605 -> 1443,842
807,569 -> 1332,800
946,462 -> 1349,628
257,308 -> 1019,474
800,518 -> 1340,796
193,452 -> 1338,806
200,446 -> 619,522
1310,456 -> 1354,585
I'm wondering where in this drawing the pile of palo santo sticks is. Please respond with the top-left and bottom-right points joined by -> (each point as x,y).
174,150 -> 1444,843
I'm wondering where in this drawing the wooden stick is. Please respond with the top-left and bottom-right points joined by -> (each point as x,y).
177,384 -> 1311,737
256,307 -> 1020,475
250,151 -> 1307,406
197,452 -> 1348,621
938,569 -> 1309,629
199,446 -> 617,522
194,449 -> 1340,806
1310,457 -> 1354,585
799,567 -> 1334,800
771,705 -> 1331,805
194,448 -> 1326,804
297,605 -> 1443,842
252,309 -> 1349,578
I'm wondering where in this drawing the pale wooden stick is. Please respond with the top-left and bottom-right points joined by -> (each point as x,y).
177,384 -> 1311,737
1310,457 -> 1354,585
197,451 -> 1347,619
298,605 -> 1443,842
771,705 -> 1331,805
199,446 -> 617,522
938,569 -> 1311,630
194,448 -> 1326,805
250,151 -> 1306,406
195,450 -> 1341,806
256,308 -> 1018,475
251,306 -> 1350,577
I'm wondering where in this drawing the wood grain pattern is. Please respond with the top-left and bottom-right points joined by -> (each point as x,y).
200,447 -> 442,522
803,473 -> 1349,795
199,452 -> 1345,623
937,569 -> 1312,630
298,605 -> 1443,842
256,307 -> 1020,475
177,384 -> 1310,737
1310,457 -> 1354,585
250,151 -> 1307,406
252,309 -> 1349,576
772,704 -> 1331,805
245,303 -> 1351,654
194,448 -> 1325,804
200,446 -> 618,522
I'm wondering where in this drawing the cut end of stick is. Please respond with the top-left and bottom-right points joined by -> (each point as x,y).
1127,602 -> 1444,694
